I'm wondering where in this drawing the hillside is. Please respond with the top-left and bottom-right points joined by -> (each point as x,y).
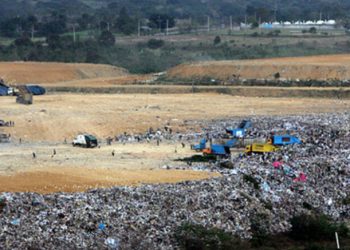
0,62 -> 128,84
166,54 -> 350,82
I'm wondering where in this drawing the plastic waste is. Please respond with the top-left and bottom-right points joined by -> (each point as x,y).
11,218 -> 20,226
105,237 -> 119,249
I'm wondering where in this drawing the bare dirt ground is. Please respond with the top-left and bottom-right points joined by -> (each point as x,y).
1,93 -> 349,193
40,75 -> 156,88
1,57 -> 350,194
1,93 -> 349,142
167,54 -> 350,81
0,142 -> 218,193
0,62 -> 128,84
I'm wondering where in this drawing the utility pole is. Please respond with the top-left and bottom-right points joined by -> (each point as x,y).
319,12 -> 322,20
158,16 -> 162,33
72,25 -> 76,43
274,0 -> 278,22
31,25 -> 35,41
207,16 -> 210,32
166,19 -> 169,35
107,22 -> 110,31
189,16 -> 192,34
138,20 -> 141,37
230,16 -> 233,31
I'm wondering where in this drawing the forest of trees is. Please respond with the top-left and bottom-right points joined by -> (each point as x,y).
1,0 -> 350,40
0,0 -> 350,73
1,1 -> 350,39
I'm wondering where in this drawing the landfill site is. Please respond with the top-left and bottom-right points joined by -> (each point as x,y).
0,56 -> 349,249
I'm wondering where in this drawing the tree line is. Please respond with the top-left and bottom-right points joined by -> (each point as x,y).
2,0 -> 350,39
0,7 -> 176,39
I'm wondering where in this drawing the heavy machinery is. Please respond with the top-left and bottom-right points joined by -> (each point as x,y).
225,120 -> 252,138
245,134 -> 301,154
245,143 -> 279,154
268,134 -> 301,146
72,134 -> 98,148
191,138 -> 238,156
191,138 -> 207,152
0,120 -> 11,127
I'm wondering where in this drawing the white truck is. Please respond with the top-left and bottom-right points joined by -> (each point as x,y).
72,134 -> 98,148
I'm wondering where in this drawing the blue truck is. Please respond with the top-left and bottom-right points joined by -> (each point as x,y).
191,138 -> 238,156
225,120 -> 252,138
268,135 -> 301,146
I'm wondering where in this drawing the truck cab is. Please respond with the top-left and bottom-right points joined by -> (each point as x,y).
268,135 -> 301,146
73,134 -> 98,148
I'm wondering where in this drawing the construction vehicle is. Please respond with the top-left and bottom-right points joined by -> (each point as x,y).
245,143 -> 279,154
0,120 -> 11,127
192,138 -> 239,156
268,135 -> 301,146
72,134 -> 98,148
245,134 -> 300,154
225,120 -> 252,138
191,138 -> 207,152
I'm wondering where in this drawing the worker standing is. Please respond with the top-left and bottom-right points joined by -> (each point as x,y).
52,149 -> 56,158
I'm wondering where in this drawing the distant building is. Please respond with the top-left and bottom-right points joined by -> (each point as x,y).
240,20 -> 337,30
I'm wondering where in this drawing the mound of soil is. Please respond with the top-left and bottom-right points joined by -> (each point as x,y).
0,61 -> 128,84
166,54 -> 350,81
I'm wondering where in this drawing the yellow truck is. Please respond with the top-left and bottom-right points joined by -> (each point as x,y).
245,143 -> 279,154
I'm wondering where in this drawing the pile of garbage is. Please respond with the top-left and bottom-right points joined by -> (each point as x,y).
0,113 -> 349,249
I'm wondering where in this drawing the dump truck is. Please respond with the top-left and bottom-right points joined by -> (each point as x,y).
192,138 -> 239,156
72,134 -> 98,148
225,120 -> 252,138
245,143 -> 279,154
268,135 -> 301,146
202,144 -> 231,156
191,138 -> 206,152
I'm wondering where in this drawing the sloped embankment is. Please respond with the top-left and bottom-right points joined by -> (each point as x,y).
165,54 -> 350,82
0,61 -> 129,84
